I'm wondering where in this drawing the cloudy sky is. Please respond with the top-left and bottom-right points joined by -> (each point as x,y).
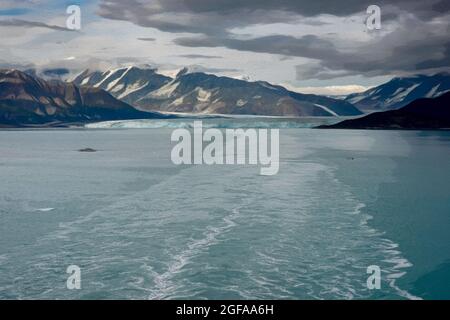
0,0 -> 449,95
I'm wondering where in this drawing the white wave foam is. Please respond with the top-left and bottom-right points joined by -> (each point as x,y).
148,206 -> 243,300
349,189 -> 422,300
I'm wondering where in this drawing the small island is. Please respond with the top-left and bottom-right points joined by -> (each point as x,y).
78,148 -> 97,152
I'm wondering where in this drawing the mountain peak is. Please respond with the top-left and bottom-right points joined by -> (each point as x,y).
345,72 -> 450,112
176,67 -> 190,78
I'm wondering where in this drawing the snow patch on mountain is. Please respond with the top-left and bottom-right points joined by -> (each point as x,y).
196,88 -> 212,102
149,81 -> 180,99
118,81 -> 149,99
385,83 -> 420,105
236,99 -> 247,107
344,73 -> 450,112
314,104 -> 339,116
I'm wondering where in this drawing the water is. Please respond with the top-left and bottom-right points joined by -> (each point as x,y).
0,119 -> 449,299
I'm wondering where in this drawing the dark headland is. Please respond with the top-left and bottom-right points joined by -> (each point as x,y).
318,92 -> 450,130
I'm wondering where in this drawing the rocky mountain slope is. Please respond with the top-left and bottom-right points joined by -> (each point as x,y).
72,66 -> 172,105
74,67 -> 362,117
345,73 -> 450,112
0,69 -> 169,127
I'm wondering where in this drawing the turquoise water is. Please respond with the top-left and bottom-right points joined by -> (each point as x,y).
0,120 -> 449,299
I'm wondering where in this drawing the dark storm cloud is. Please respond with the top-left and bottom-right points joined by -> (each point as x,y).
175,35 -> 338,60
186,65 -> 241,74
0,18 -> 71,31
137,37 -> 156,41
178,54 -> 223,59
97,0 -> 304,35
0,59 -> 34,70
188,0 -> 449,21
97,0 -> 450,79
177,20 -> 450,79
98,0 -> 449,31
42,68 -> 70,77
416,43 -> 450,70
293,20 -> 450,79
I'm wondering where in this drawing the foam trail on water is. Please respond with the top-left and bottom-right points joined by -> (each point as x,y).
148,205 -> 243,300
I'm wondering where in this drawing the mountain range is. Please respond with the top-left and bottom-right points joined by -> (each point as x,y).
345,73 -> 450,112
73,67 -> 362,117
0,69 -> 170,127
321,92 -> 450,130
2,65 -> 450,128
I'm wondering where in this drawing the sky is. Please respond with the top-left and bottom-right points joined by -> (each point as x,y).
0,0 -> 449,95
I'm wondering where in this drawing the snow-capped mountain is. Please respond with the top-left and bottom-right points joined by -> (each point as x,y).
345,73 -> 450,112
74,66 -> 361,117
135,68 -> 362,116
0,69 -> 168,127
72,66 -> 171,105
